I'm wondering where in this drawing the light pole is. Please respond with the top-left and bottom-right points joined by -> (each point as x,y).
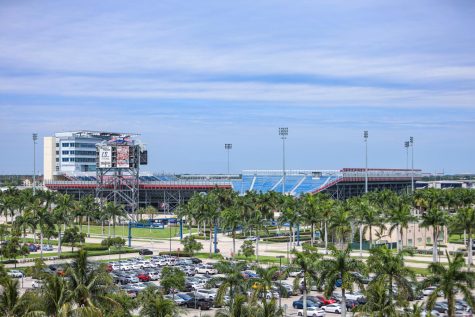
364,130 -> 368,193
225,143 -> 232,175
276,255 -> 285,309
361,130 -> 368,257
410,136 -> 414,193
279,127 -> 288,194
32,133 -> 38,195
404,141 -> 410,170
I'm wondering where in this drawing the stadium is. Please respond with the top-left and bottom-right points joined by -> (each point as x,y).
43,131 -> 422,213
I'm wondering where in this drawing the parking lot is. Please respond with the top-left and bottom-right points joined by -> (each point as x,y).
10,250 -> 472,317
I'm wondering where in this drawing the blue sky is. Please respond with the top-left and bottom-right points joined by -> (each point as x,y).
1,0 -> 475,175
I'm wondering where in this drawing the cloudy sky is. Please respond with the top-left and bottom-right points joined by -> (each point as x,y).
1,0 -> 474,175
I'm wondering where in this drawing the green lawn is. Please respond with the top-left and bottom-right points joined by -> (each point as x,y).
85,225 -> 197,240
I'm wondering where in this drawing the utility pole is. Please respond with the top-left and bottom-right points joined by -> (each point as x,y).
225,144 -> 232,175
32,133 -> 38,195
279,128 -> 288,194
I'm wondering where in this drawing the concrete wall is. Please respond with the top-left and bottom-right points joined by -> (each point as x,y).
43,136 -> 56,180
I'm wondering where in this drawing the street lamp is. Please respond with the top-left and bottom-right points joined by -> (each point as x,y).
278,128 -> 288,194
225,143 -> 232,175
276,255 -> 285,309
410,137 -> 414,193
32,133 -> 38,195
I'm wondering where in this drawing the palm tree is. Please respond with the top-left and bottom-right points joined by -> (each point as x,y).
319,195 -> 336,254
451,207 -> 475,268
138,287 -> 181,317
367,245 -> 416,303
215,294 -> 252,317
220,205 -> 243,258
319,246 -> 366,317
354,278 -> 397,317
328,202 -> 351,249
353,196 -> 383,249
255,298 -> 284,317
421,252 -> 475,317
293,245 -> 321,317
278,196 -> 300,248
54,193 -> 74,256
212,261 -> 248,307
420,207 -> 447,263
67,250 -> 116,309
40,273 -> 73,317
103,202 -> 126,237
388,194 -> 416,251
0,277 -> 43,316
28,197 -> 54,260
300,193 -> 321,246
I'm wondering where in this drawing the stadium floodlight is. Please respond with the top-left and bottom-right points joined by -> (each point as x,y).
225,144 -> 232,175
364,131 -> 368,193
278,127 -> 288,194
410,137 -> 414,193
32,133 -> 38,195
405,141 -> 410,170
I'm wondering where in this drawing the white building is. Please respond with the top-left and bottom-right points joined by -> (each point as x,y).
43,131 -> 131,180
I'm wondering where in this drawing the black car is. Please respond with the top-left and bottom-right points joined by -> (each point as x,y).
139,249 -> 153,255
186,298 -> 212,310
189,257 -> 202,264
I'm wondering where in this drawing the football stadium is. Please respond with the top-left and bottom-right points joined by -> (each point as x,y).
43,131 -> 422,213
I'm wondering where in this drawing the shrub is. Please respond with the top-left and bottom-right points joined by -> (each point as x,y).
159,251 -> 192,257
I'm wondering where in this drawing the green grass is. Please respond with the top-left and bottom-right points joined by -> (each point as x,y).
85,225 -> 197,240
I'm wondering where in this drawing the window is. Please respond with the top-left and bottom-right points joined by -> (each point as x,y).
70,158 -> 75,162
55,158 -> 59,162
62,143 -> 69,147
62,151 -> 69,155
56,151 -> 59,155
55,143 -> 59,147
426,237 -> 432,244
55,166 -> 59,171
62,158 -> 69,162
408,239 -> 413,246
417,238 -> 422,244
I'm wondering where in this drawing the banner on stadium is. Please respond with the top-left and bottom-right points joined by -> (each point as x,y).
99,146 -> 112,168
116,146 -> 130,168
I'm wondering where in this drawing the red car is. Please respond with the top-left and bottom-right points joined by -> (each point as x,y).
316,295 -> 336,305
137,273 -> 151,282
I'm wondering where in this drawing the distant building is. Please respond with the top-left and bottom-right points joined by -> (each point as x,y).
43,131 -> 132,180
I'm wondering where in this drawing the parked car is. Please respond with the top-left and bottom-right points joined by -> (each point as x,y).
298,307 -> 325,317
298,296 -> 323,308
190,257 -> 202,264
137,273 -> 151,282
315,295 -> 336,305
139,249 -> 153,255
42,244 -> 53,251
195,289 -> 217,300
32,279 -> 44,289
195,264 -> 218,275
322,303 -> 342,314
185,297 -> 212,310
7,270 -> 24,278
423,286 -> 443,297
293,300 -> 319,309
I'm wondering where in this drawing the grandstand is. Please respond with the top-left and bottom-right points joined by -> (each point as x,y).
44,168 -> 421,212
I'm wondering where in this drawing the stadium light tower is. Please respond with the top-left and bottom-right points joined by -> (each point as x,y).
404,141 -> 410,170
32,133 -> 38,195
278,127 -> 288,194
225,143 -> 232,175
410,136 -> 414,193
364,130 -> 368,193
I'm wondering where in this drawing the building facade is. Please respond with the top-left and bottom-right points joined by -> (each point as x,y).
43,131 -> 130,180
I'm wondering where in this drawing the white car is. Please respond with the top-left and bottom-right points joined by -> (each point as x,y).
322,304 -> 342,314
423,286 -> 443,296
148,271 -> 160,281
343,292 -> 364,301
7,270 -> 24,278
32,280 -> 44,289
137,260 -> 153,268
120,264 -> 131,271
195,264 -> 218,275
299,307 -> 325,317
421,310 -> 444,317
196,289 -> 217,300
289,270 -> 303,277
